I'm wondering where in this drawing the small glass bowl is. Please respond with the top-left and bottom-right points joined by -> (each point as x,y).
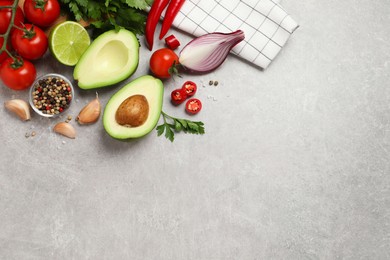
29,73 -> 74,117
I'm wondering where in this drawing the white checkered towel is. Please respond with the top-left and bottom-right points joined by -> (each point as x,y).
165,0 -> 298,69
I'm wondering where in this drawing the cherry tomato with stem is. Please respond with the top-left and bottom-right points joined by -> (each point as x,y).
185,98 -> 202,115
11,24 -> 48,60
149,48 -> 179,79
171,88 -> 187,105
23,0 -> 60,27
181,81 -> 197,96
0,1 -> 25,34
0,57 -> 37,90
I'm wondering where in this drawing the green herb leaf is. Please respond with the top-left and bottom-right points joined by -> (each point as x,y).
156,124 -> 165,137
125,0 -> 149,10
59,0 -> 152,36
174,120 -> 182,132
165,124 -> 175,142
156,111 -> 205,142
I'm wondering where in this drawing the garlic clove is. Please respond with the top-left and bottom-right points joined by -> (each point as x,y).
4,99 -> 31,121
53,122 -> 76,139
76,92 -> 101,124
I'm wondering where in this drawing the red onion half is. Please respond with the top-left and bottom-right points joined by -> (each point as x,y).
179,30 -> 245,73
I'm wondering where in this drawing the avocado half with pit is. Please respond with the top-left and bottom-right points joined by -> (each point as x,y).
74,29 -> 139,89
103,75 -> 164,140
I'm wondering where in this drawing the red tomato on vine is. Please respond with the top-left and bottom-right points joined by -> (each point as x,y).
0,57 -> 37,91
23,0 -> 60,27
11,24 -> 48,60
0,1 -> 25,34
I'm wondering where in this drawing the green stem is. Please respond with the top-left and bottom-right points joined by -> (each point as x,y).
0,1 -> 19,59
12,24 -> 25,31
4,48 -> 13,58
161,111 -> 174,121
161,111 -> 169,124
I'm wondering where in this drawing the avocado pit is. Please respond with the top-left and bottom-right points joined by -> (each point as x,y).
115,95 -> 149,127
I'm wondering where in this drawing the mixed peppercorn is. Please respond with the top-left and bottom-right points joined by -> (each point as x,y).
31,76 -> 72,116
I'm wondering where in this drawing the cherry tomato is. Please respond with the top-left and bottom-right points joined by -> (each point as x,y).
182,81 -> 197,96
11,24 -> 48,60
0,57 -> 37,90
171,88 -> 187,105
0,37 -> 11,64
24,0 -> 60,27
0,1 -> 25,34
185,98 -> 202,115
149,48 -> 179,79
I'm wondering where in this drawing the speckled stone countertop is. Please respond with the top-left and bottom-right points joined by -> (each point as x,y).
1,1 -> 389,259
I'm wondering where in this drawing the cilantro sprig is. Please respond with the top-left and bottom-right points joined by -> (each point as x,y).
59,0 -> 154,36
157,111 -> 205,142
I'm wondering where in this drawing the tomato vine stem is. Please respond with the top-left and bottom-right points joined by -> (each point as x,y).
0,1 -> 20,61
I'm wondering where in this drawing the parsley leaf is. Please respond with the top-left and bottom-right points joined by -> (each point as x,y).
125,0 -> 149,10
157,111 -> 205,142
59,0 -> 152,36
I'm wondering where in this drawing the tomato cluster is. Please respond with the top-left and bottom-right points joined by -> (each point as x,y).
0,0 -> 60,90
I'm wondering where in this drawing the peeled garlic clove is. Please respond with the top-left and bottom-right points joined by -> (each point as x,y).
76,93 -> 101,124
4,99 -> 31,121
53,122 -> 76,139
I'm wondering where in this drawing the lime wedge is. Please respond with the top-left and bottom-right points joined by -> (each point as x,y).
49,21 -> 91,66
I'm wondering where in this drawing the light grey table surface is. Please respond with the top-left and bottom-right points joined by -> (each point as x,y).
1,1 -> 389,259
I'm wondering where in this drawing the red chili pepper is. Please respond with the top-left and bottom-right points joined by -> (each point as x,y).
165,34 -> 180,50
159,0 -> 186,40
145,0 -> 170,50
181,81 -> 197,96
171,88 -> 187,105
185,98 -> 202,115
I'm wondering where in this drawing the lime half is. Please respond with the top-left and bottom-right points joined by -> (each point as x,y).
49,21 -> 91,66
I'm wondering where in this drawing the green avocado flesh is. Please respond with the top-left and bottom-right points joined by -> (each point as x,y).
74,29 -> 139,89
103,75 -> 164,140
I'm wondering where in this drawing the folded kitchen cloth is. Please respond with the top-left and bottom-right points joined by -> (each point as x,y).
165,0 -> 299,69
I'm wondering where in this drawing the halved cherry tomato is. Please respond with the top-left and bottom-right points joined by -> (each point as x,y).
185,98 -> 202,115
0,57 -> 36,90
149,48 -> 179,79
11,24 -> 48,60
23,0 -> 60,27
182,81 -> 197,96
171,88 -> 187,105
0,1 -> 25,34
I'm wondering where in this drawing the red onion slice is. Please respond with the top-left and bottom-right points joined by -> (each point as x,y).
179,30 -> 245,73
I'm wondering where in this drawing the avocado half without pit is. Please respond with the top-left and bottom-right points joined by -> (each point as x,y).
103,75 -> 164,140
74,29 -> 139,89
